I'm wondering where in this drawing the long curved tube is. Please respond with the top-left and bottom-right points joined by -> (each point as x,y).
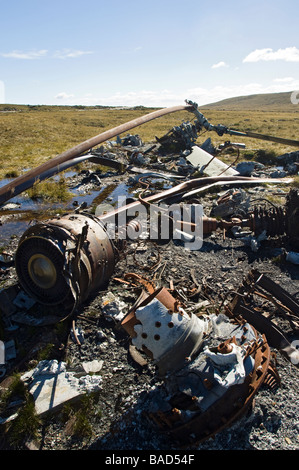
0,154 -> 93,201
0,153 -> 127,201
0,104 -> 194,205
98,175 -> 293,222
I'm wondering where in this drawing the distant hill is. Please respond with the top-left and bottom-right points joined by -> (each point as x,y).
201,91 -> 298,112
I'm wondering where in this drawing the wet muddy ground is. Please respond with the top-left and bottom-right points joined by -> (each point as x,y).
0,138 -> 298,451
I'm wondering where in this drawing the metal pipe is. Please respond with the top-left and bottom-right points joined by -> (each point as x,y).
0,154 -> 93,200
0,153 -> 127,201
97,175 -> 292,223
0,104 -> 194,205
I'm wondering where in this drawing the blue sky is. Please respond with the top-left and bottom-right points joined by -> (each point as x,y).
0,0 -> 299,107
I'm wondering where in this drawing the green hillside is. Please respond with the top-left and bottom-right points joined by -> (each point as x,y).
201,91 -> 298,112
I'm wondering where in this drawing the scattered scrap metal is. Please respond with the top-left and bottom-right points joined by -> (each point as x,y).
225,269 -> 299,367
121,283 -> 275,446
13,187 -> 299,320
117,260 -> 299,446
0,101 -> 299,447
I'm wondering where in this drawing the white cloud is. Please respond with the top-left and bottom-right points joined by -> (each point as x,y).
50,78 -> 299,108
243,47 -> 299,63
212,61 -> 228,69
186,80 -> 299,106
53,49 -> 93,59
96,89 -> 183,107
100,80 -> 299,107
55,92 -> 75,100
1,49 -> 48,59
273,77 -> 295,83
0,49 -> 94,60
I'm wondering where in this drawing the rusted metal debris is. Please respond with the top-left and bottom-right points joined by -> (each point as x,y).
201,188 -> 299,250
1,101 -> 299,449
241,189 -> 299,249
15,213 -> 116,318
9,191 -> 298,445
120,284 -> 277,447
14,186 -> 297,318
122,286 -> 206,373
225,269 -> 299,367
118,267 -> 298,446
154,335 -> 272,447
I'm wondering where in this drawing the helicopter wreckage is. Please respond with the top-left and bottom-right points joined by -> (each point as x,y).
0,101 -> 299,448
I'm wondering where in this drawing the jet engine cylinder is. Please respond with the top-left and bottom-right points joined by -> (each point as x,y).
15,213 -> 116,308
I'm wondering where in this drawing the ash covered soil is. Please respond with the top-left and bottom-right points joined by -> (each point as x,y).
0,136 -> 298,451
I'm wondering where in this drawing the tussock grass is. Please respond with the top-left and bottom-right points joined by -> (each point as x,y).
61,393 -> 101,439
291,174 -> 299,188
6,397 -> 41,448
26,177 -> 74,202
0,373 -> 41,448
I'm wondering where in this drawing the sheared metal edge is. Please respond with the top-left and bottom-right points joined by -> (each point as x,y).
182,178 -> 293,199
251,270 -> 299,317
128,344 -> 148,367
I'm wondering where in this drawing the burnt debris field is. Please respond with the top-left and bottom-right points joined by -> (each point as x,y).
0,101 -> 299,451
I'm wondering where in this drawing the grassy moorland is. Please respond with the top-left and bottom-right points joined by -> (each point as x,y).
0,93 -> 299,182
0,105 -> 186,179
